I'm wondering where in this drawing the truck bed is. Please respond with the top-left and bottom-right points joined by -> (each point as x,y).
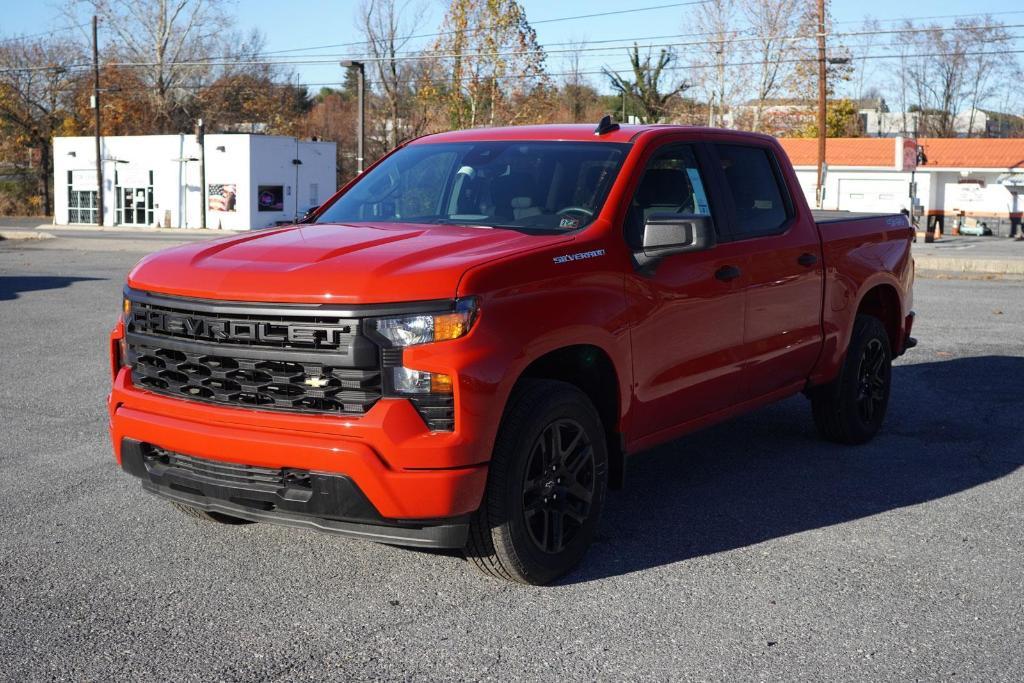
812,210 -> 901,225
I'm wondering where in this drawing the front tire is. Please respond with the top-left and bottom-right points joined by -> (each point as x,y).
466,379 -> 608,584
810,314 -> 892,444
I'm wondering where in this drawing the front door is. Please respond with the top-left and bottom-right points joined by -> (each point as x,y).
626,143 -> 747,439
116,171 -> 154,226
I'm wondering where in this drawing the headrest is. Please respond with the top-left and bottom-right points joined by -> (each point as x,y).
636,168 -> 692,207
511,196 -> 533,209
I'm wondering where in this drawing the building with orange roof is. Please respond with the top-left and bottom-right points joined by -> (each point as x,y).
777,137 -> 1024,237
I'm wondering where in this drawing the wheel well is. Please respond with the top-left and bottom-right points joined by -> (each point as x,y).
518,345 -> 625,490
856,284 -> 901,350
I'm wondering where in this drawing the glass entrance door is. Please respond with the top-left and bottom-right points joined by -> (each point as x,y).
115,170 -> 154,226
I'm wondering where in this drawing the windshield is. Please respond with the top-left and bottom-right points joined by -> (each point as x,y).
315,141 -> 629,232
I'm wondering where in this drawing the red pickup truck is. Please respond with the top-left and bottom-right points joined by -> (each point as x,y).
108,120 -> 915,584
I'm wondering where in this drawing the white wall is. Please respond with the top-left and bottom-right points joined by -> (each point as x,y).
247,137 -> 336,228
52,134 -> 336,230
791,165 -> 1021,235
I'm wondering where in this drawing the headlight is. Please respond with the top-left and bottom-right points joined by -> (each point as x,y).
374,297 -> 478,348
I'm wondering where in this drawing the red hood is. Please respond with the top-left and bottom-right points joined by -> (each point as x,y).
128,222 -> 572,304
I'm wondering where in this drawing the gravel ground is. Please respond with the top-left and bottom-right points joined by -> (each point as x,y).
1,237 -> 1022,681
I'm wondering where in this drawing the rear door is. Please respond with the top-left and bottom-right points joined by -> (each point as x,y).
708,142 -> 824,400
626,142 -> 748,438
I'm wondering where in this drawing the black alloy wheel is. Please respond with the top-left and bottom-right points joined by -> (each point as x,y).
522,418 -> 596,555
465,379 -> 609,584
810,314 -> 892,445
856,337 -> 888,425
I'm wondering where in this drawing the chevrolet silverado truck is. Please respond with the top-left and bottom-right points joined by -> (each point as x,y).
108,119 -> 915,584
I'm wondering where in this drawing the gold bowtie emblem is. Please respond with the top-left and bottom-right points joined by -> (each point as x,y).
304,376 -> 329,388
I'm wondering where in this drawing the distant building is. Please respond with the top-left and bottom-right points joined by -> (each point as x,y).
779,137 -> 1024,236
856,99 -> 1024,138
52,134 -> 337,230
725,97 -> 1024,139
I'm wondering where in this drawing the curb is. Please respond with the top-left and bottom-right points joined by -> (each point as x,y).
915,256 -> 1024,275
0,230 -> 55,241
38,225 -> 245,235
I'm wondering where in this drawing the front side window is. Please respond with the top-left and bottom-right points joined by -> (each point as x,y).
625,144 -> 712,249
315,141 -> 629,233
715,144 -> 790,238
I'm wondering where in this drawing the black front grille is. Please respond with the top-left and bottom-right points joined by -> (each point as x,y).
124,289 -> 456,429
128,340 -> 381,415
125,291 -> 383,416
143,445 -> 312,491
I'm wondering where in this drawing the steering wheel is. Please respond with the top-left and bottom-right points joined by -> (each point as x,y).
556,206 -> 594,217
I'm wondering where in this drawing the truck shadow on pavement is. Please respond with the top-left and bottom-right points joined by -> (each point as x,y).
565,355 -> 1024,585
0,275 -> 107,301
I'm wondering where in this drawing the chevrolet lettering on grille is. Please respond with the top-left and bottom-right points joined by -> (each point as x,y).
133,310 -> 349,346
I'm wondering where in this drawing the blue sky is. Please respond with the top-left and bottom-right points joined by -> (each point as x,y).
3,0 -> 1020,99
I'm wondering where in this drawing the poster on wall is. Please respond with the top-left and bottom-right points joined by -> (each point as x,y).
208,183 -> 237,212
71,169 -> 99,192
257,185 -> 284,212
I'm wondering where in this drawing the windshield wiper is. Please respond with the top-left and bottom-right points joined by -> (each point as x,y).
429,218 -> 562,233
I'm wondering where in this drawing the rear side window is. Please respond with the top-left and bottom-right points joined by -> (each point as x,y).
715,144 -> 790,238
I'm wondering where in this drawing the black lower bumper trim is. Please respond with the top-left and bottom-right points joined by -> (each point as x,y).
119,439 -> 468,549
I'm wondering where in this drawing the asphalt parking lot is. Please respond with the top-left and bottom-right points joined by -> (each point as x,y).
1,236 -> 1022,681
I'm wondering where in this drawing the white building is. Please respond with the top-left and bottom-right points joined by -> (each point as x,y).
780,137 -> 1024,237
856,106 -> 1023,138
53,134 -> 337,230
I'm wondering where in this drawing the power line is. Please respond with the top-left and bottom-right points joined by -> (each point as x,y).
10,20 -> 1016,75
256,1 -> 712,58
0,22 -> 91,46
62,47 -> 1024,95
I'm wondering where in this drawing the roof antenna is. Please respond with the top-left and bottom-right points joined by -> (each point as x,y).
594,115 -> 620,136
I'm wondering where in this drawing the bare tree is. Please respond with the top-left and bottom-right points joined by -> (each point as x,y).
691,0 -> 744,127
604,44 -> 691,124
0,37 -> 83,214
358,0 -> 431,151
67,0 -> 234,132
852,16 -> 881,100
960,17 -> 1013,135
741,0 -> 801,132
904,22 -> 969,136
561,38 -> 592,123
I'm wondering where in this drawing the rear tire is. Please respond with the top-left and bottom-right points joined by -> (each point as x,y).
170,501 -> 255,525
466,379 -> 608,585
810,314 -> 892,444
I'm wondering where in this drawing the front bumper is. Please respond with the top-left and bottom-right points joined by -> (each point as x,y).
119,439 -> 469,547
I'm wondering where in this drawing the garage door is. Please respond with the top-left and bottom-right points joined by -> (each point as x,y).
836,178 -> 907,213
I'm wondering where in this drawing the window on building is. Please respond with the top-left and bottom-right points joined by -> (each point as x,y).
67,171 -> 98,225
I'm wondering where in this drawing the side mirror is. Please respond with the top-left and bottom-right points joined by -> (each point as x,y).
635,213 -> 716,269
298,205 -> 320,224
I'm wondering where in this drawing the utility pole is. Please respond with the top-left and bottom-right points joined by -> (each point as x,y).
716,44 -> 725,127
815,0 -> 826,209
195,118 -> 207,229
92,15 -> 104,226
340,60 -> 365,174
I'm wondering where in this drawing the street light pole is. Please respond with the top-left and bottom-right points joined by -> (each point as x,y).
92,15 -> 104,226
815,0 -> 826,209
340,60 -> 365,174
